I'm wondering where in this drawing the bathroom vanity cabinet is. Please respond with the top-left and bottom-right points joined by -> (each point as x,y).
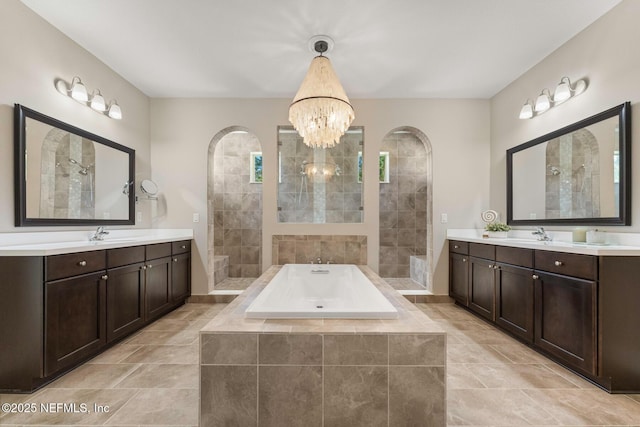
0,239 -> 191,393
449,239 -> 640,393
44,251 -> 108,376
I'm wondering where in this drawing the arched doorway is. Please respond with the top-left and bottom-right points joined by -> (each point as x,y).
378,126 -> 434,292
207,127 -> 263,293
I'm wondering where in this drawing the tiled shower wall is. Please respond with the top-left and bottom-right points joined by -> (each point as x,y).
545,131 -> 600,219
272,235 -> 367,265
212,133 -> 262,278
379,133 -> 428,279
41,132 -> 95,219
278,129 -> 363,223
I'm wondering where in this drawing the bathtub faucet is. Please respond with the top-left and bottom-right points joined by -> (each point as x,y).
310,257 -> 334,265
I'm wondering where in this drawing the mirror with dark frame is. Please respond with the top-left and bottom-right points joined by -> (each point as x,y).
14,104 -> 135,226
507,102 -> 631,226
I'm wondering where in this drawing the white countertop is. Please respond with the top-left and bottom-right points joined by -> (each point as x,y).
0,229 -> 193,256
447,229 -> 640,256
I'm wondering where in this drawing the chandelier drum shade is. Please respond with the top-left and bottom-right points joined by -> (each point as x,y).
289,37 -> 355,149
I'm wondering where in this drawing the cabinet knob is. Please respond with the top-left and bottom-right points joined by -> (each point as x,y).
101,275 -> 108,280
462,258 -> 466,263
181,245 -> 186,249
141,265 -> 147,270
488,264 -> 494,269
173,258 -> 178,262
77,260 -> 87,267
532,274 -> 539,280
148,264 -> 153,269
493,265 -> 500,270
554,260 -> 563,266
454,245 -> 459,249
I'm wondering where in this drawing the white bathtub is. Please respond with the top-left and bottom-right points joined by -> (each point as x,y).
245,264 -> 398,319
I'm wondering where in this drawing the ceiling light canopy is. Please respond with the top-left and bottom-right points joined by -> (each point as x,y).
289,36 -> 354,149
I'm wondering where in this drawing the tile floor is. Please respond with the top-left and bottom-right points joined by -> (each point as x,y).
1,302 -> 640,426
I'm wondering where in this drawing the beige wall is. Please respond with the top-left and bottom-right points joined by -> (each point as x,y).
0,0 -> 150,231
490,0 -> 640,228
150,98 -> 490,295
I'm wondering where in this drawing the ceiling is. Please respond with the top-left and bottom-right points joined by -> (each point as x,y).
22,0 -> 622,99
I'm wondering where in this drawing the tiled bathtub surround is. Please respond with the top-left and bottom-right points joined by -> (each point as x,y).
199,265 -> 446,426
271,234 -> 367,265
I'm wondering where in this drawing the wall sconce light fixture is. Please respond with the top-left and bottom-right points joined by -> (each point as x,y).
519,76 -> 587,119
56,76 -> 123,120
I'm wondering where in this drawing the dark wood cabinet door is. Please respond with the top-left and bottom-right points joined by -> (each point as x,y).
534,271 -> 597,376
449,253 -> 469,306
171,253 -> 191,303
496,263 -> 534,343
469,257 -> 495,321
145,257 -> 172,322
107,263 -> 145,343
44,272 -> 107,376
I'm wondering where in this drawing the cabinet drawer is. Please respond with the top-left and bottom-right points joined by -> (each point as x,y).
172,240 -> 191,255
496,246 -> 533,268
146,243 -> 171,260
108,246 -> 145,268
470,243 -> 495,260
535,250 -> 597,280
46,250 -> 106,282
449,240 -> 469,255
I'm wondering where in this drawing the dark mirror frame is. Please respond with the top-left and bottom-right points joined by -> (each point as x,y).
14,104 -> 135,226
507,102 -> 631,226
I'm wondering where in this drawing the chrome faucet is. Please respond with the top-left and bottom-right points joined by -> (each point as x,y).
90,226 -> 109,241
532,227 -> 551,241
316,257 -> 323,264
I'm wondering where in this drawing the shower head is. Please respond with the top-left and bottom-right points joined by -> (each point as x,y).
69,158 -> 90,175
547,165 -> 560,176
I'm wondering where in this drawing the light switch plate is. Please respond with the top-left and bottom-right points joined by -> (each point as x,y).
441,213 -> 448,223
193,213 -> 200,223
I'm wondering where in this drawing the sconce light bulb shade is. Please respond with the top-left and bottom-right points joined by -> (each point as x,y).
70,78 -> 88,102
108,101 -> 122,120
519,101 -> 534,119
553,81 -> 571,104
534,92 -> 551,113
90,91 -> 106,112
573,79 -> 587,96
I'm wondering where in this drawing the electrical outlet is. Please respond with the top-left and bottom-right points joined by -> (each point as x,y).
440,213 -> 448,223
193,213 -> 200,223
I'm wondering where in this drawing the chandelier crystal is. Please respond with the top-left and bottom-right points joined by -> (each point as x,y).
289,38 -> 355,149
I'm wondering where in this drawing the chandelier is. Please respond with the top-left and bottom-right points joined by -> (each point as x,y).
289,36 -> 355,149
